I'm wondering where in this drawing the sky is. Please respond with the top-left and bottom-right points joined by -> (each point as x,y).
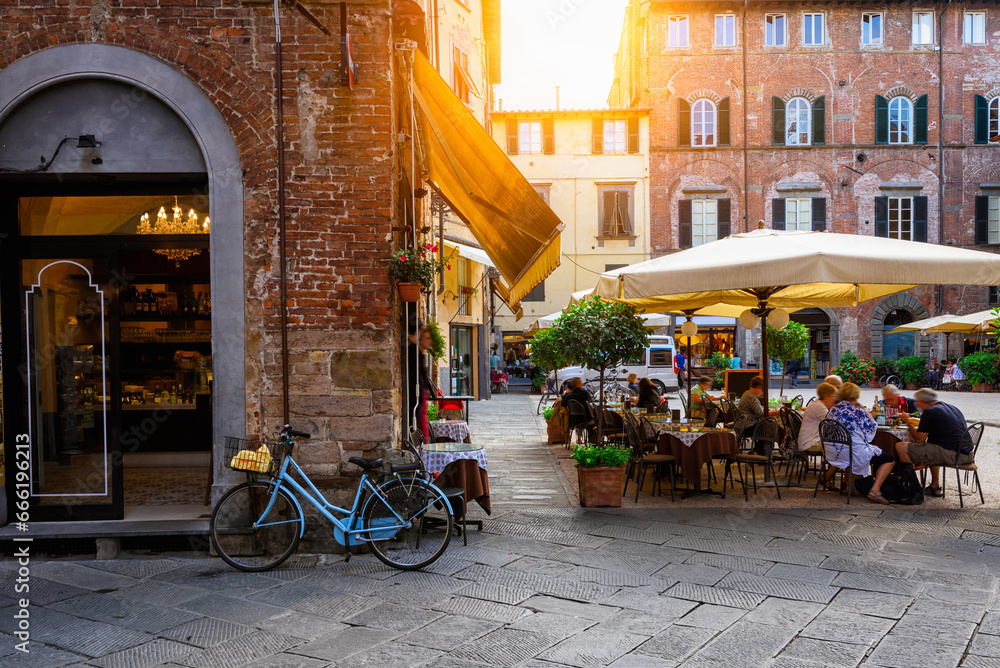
494,0 -> 630,112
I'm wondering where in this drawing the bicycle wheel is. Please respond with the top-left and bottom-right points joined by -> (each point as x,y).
364,478 -> 452,570
210,481 -> 302,572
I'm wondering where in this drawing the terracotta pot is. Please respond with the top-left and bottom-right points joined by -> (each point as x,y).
905,382 -> 919,390
397,282 -> 423,302
974,382 -> 992,393
577,464 -> 625,508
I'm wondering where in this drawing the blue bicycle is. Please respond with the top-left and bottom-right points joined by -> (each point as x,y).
210,425 -> 453,571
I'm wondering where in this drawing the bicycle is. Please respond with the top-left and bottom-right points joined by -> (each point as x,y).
210,425 -> 453,572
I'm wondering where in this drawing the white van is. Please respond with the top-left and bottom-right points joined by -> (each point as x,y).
550,335 -> 679,394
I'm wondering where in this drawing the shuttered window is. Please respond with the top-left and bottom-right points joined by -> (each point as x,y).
875,196 -> 928,242
889,97 -> 913,144
786,98 -> 811,145
692,100 -> 716,147
692,200 -> 717,246
975,95 -> 1000,144
604,120 -> 628,153
977,195 -> 1000,244
600,189 -> 634,237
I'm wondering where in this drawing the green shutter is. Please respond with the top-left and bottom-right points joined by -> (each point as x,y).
913,196 -> 927,242
812,95 -> 825,145
812,197 -> 826,231
772,96 -> 785,146
875,95 -> 888,145
914,95 -> 928,145
772,198 -> 786,230
718,97 -> 730,146
678,199 -> 692,248
976,196 -> 990,244
678,99 -> 691,147
875,196 -> 888,237
975,94 -> 989,144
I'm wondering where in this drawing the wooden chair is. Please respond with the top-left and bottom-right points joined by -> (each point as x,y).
814,419 -> 854,504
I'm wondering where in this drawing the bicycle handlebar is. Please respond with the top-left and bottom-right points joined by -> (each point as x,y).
282,425 -> 310,439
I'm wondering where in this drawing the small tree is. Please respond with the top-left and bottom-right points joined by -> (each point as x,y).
529,328 -> 570,394
765,321 -> 809,394
551,297 -> 649,442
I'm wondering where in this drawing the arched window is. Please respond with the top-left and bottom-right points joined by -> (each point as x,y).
888,97 -> 913,144
786,97 -> 811,145
990,97 -> 999,144
692,99 -> 716,147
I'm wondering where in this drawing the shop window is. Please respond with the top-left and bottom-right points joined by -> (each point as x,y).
765,14 -> 786,47
522,280 -> 545,302
862,12 -> 883,45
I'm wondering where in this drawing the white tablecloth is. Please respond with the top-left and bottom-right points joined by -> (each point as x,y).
423,447 -> 488,474
429,420 -> 471,443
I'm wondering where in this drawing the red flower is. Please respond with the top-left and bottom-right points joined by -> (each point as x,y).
400,256 -> 407,262
446,264 -> 451,270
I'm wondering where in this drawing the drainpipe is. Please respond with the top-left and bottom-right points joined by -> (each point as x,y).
742,0 -> 749,232
937,0 -> 951,317
433,0 -> 440,69
274,0 -> 291,424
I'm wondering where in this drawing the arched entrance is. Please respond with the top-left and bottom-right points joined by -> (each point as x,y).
870,293 -> 930,361
0,45 -> 244,521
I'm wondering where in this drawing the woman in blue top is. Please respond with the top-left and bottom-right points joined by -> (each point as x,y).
822,382 -> 881,490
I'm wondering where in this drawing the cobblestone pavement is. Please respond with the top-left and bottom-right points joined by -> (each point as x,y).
4,394 -> 1000,667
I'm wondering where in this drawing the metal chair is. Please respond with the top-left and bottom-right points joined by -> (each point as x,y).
622,420 -> 675,502
406,429 -> 481,544
941,422 -> 986,507
566,399 -> 593,447
815,419 -> 854,504
724,418 -> 782,501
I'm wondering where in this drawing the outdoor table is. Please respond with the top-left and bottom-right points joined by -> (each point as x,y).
423,442 -> 491,514
429,419 -> 471,443
872,426 -> 910,451
659,429 -> 738,498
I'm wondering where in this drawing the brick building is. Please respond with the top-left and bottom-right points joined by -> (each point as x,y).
610,0 -> 1000,377
0,1 -> 555,545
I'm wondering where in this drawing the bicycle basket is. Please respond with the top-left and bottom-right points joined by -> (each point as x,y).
224,436 -> 282,475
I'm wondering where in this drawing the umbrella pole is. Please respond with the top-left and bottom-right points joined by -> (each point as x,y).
761,313 -> 769,409
687,336 -> 692,416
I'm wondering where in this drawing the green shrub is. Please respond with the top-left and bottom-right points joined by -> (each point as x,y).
958,352 -> 999,386
706,352 -> 732,386
571,444 -> 630,468
543,406 -> 554,421
831,352 -> 875,386
427,404 -> 438,421
531,371 -> 546,390
895,356 -> 927,386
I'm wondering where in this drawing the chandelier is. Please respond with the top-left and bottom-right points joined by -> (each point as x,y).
138,197 -> 210,266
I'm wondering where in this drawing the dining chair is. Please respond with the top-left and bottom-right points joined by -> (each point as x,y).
815,419 -> 854,504
406,429 -> 481,544
939,422 -> 985,507
724,418 -> 782,502
566,399 -> 593,447
622,421 -> 675,502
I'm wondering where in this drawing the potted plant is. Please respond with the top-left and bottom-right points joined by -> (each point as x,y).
529,328 -> 571,398
895,356 -> 928,390
832,350 -> 876,387
765,321 -> 809,394
958,352 -> 998,392
705,352 -> 732,390
571,444 -> 630,507
389,243 -> 444,301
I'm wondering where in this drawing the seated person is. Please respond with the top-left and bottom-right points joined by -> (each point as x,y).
951,360 -> 965,382
690,375 -> 718,420
626,373 -> 640,395
880,384 -> 916,419
729,356 -> 741,369
635,377 -> 661,410
873,388 -> 970,501
927,358 -> 942,389
823,383 -> 892,498
563,377 -> 594,430
824,374 -> 843,389
734,376 -> 780,454
798,382 -> 837,451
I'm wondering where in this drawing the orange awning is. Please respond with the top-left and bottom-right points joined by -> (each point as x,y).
405,49 -> 563,307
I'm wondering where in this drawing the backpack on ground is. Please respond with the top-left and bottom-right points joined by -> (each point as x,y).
853,463 -> 924,505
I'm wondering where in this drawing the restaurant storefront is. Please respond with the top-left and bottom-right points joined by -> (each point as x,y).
674,317 -> 737,375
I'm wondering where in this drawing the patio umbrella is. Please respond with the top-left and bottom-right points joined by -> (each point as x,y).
921,309 -> 998,334
591,227 -> 1000,405
885,314 -> 959,335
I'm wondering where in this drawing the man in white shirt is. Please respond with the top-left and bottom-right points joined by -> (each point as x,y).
798,382 -> 837,450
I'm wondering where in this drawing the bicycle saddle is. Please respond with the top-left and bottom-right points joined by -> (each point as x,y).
348,457 -> 383,471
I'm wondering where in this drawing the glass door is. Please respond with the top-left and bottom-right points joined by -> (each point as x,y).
21,256 -> 121,520
450,325 -> 474,396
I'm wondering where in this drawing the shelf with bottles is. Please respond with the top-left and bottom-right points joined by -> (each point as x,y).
119,283 -> 212,319
121,327 -> 211,344
121,375 -> 210,407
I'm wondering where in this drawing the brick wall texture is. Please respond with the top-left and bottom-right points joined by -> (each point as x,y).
0,0 -> 409,512
612,1 -> 1000,361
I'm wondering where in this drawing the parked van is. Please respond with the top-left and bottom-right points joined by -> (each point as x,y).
549,335 -> 679,393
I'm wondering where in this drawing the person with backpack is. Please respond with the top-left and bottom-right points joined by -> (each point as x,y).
824,383 -> 894,499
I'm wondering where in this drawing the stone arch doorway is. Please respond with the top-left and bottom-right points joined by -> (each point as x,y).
0,44 -> 245,520
870,293 -> 930,360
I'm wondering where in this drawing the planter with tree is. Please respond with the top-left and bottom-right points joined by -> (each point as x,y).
958,352 -> 998,392
571,443 -> 631,507
895,355 -> 928,390
550,297 -> 650,443
705,352 -> 732,390
765,321 -> 809,395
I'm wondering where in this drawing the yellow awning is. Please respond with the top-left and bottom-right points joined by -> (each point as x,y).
406,50 -> 563,307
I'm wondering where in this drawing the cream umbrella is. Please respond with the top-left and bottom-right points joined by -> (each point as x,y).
922,309 -> 998,334
885,314 -> 959,335
592,228 -> 1000,405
